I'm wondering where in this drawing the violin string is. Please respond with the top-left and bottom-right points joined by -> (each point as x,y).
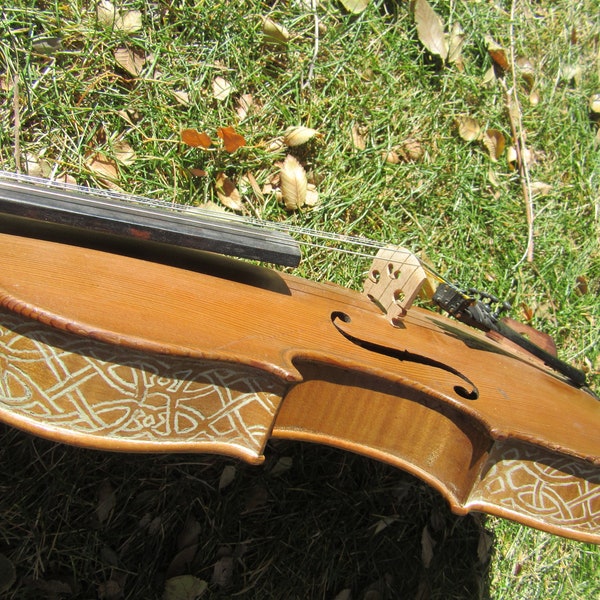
0,170 -> 449,283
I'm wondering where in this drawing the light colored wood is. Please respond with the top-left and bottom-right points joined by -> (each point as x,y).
0,232 -> 598,543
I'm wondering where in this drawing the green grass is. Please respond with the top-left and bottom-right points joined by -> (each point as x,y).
0,0 -> 598,598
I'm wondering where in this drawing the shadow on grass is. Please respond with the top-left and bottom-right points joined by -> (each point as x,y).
0,425 -> 491,599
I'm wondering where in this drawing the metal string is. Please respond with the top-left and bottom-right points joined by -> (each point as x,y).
0,170 -> 447,282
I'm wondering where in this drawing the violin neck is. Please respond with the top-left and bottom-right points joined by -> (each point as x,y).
0,171 -> 301,267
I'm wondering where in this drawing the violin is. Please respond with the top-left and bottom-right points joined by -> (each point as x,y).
0,171 -> 598,545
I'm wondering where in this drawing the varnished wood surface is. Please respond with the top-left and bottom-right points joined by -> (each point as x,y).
0,231 -> 598,542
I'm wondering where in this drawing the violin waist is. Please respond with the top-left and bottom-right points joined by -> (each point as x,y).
0,232 -> 598,544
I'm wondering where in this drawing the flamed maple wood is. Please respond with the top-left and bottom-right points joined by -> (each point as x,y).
0,231 -> 598,544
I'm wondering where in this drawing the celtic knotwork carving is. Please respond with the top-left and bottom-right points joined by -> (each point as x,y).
471,441 -> 600,535
0,310 -> 284,457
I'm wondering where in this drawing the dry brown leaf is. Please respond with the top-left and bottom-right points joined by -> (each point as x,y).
414,0 -> 448,61
482,129 -> 505,161
516,57 -> 535,88
87,152 -> 119,181
114,47 -> 145,77
172,90 -> 190,106
212,556 -> 234,589
339,0 -> 369,14
217,126 -> 246,153
23,153 -> 52,178
485,35 -> 510,73
351,124 -> 368,150
215,172 -> 243,211
236,93 -> 254,120
212,76 -> 232,101
399,138 -> 424,161
189,167 -> 208,177
382,149 -> 399,164
181,129 -> 213,149
113,139 -> 136,165
219,465 -> 236,490
457,116 -> 481,141
96,1 -> 119,27
447,22 -> 465,68
261,17 -> 290,44
305,183 -> 319,207
95,479 -> 116,525
421,524 -> 435,568
283,125 -> 320,147
119,10 -> 142,33
280,154 -> 307,210
530,181 -> 552,196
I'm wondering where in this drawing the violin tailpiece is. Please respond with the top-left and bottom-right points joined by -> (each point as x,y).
363,246 -> 435,325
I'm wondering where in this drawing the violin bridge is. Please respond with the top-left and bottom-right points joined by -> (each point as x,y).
363,246 -> 434,326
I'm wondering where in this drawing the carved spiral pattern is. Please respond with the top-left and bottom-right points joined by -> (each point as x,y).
0,311 -> 284,455
473,442 -> 600,535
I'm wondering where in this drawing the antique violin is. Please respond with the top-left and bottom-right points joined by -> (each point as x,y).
0,171 -> 598,545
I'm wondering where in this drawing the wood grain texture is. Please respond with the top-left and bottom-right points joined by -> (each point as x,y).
0,231 -> 598,542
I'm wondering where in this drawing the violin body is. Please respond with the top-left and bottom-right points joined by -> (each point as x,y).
1,219 -> 598,545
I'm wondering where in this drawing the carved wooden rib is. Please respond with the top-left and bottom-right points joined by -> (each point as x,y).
0,232 -> 598,543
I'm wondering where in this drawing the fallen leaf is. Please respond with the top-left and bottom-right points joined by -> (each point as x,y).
119,10 -> 143,33
280,154 -> 307,210
485,35 -> 510,73
261,17 -> 290,44
530,181 -> 552,196
414,0 -> 448,60
113,139 -> 136,165
269,456 -> 293,477
87,152 -> 119,182
457,116 -> 481,141
24,153 -> 52,178
482,129 -> 505,161
529,89 -> 540,106
181,129 -> 213,148
575,275 -> 588,295
339,0 -> 369,14
219,465 -> 236,490
447,22 -> 465,68
516,57 -> 535,88
590,93 -> 600,114
167,516 -> 201,577
217,126 -> 246,153
189,167 -> 208,177
163,575 -> 207,600
351,124 -> 368,150
96,0 -> 118,27
383,149 -> 400,164
212,556 -> 234,588
236,93 -> 254,120
421,524 -> 435,568
212,76 -> 232,101
560,64 -> 582,86
114,47 -> 145,77
215,172 -> 244,211
172,90 -> 190,106
95,479 -> 116,525
398,138 -> 424,161
305,183 -> 319,207
283,125 -> 320,147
